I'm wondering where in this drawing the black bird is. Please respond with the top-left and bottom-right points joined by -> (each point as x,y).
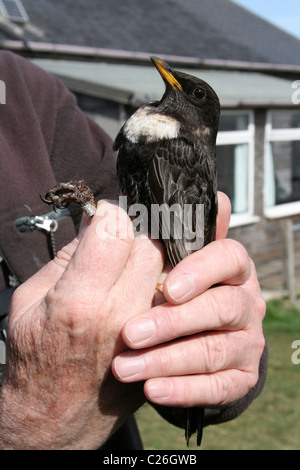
41,57 -> 220,447
115,58 -> 220,262
114,58 -> 220,446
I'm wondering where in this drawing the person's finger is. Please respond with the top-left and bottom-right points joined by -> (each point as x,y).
143,368 -> 258,408
216,191 -> 231,240
20,201 -> 134,336
12,201 -> 134,317
120,282 -> 257,349
112,323 -> 264,382
115,234 -> 165,312
11,209 -> 96,316
163,238 -> 251,304
56,201 -> 135,300
10,237 -> 81,319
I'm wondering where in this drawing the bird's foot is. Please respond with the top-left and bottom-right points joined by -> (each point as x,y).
156,283 -> 164,294
40,180 -> 96,217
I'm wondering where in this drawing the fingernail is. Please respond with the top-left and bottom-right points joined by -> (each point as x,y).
114,354 -> 144,380
124,317 -> 156,345
166,273 -> 194,301
147,380 -> 172,400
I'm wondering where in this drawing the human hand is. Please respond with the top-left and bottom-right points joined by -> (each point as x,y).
0,201 -> 164,449
112,192 -> 266,409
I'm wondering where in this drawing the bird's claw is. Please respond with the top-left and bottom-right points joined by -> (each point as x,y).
40,180 -> 96,217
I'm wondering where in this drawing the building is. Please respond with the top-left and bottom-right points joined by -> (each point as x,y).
1,0 -> 300,293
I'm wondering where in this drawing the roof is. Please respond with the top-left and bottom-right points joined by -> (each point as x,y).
31,58 -> 296,108
0,0 -> 299,66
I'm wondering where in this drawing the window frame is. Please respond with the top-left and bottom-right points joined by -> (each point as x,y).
264,110 -> 300,219
216,110 -> 258,227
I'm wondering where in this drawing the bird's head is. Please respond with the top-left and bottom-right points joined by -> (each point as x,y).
151,57 -> 220,143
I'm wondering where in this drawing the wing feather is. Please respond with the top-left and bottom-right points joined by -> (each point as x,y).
149,139 -> 217,267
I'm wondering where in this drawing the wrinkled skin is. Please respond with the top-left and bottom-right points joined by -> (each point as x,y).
0,194 -> 265,449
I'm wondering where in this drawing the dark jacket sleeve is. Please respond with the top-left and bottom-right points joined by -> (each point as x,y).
0,51 -> 118,286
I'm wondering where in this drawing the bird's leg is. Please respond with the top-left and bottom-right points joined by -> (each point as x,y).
40,180 -> 96,216
156,283 -> 164,294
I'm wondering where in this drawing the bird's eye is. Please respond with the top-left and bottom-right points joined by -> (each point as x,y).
193,87 -> 206,100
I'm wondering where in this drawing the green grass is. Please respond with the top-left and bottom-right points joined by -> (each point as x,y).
135,298 -> 300,450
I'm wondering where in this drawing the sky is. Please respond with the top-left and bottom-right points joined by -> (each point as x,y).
232,0 -> 300,39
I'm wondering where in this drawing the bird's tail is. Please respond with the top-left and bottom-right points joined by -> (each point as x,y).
185,407 -> 204,447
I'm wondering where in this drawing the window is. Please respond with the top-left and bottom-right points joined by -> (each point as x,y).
216,111 -> 256,226
0,0 -> 28,23
265,111 -> 300,218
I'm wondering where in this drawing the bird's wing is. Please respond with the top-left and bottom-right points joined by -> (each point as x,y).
116,138 -> 151,208
149,139 -> 216,267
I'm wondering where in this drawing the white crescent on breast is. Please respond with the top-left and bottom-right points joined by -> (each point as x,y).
123,106 -> 180,143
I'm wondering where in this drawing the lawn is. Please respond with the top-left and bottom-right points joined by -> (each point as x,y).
135,298 -> 300,450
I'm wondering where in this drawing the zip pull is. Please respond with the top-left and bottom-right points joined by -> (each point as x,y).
33,216 -> 58,233
15,208 -> 70,233
14,208 -> 70,260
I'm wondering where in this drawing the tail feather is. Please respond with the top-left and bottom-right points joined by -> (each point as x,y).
185,407 -> 204,447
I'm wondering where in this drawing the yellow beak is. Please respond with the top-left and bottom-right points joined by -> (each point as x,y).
151,57 -> 183,92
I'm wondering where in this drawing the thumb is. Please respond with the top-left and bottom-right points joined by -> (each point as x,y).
216,191 -> 231,240
11,237 -> 81,318
11,213 -> 91,315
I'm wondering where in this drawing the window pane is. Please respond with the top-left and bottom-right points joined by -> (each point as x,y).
217,144 -> 249,214
271,141 -> 300,205
219,113 -> 249,132
271,111 -> 300,129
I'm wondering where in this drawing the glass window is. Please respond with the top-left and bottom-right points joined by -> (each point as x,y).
265,111 -> 300,213
271,111 -> 300,129
217,144 -> 249,213
217,111 -> 254,218
219,113 -> 249,132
